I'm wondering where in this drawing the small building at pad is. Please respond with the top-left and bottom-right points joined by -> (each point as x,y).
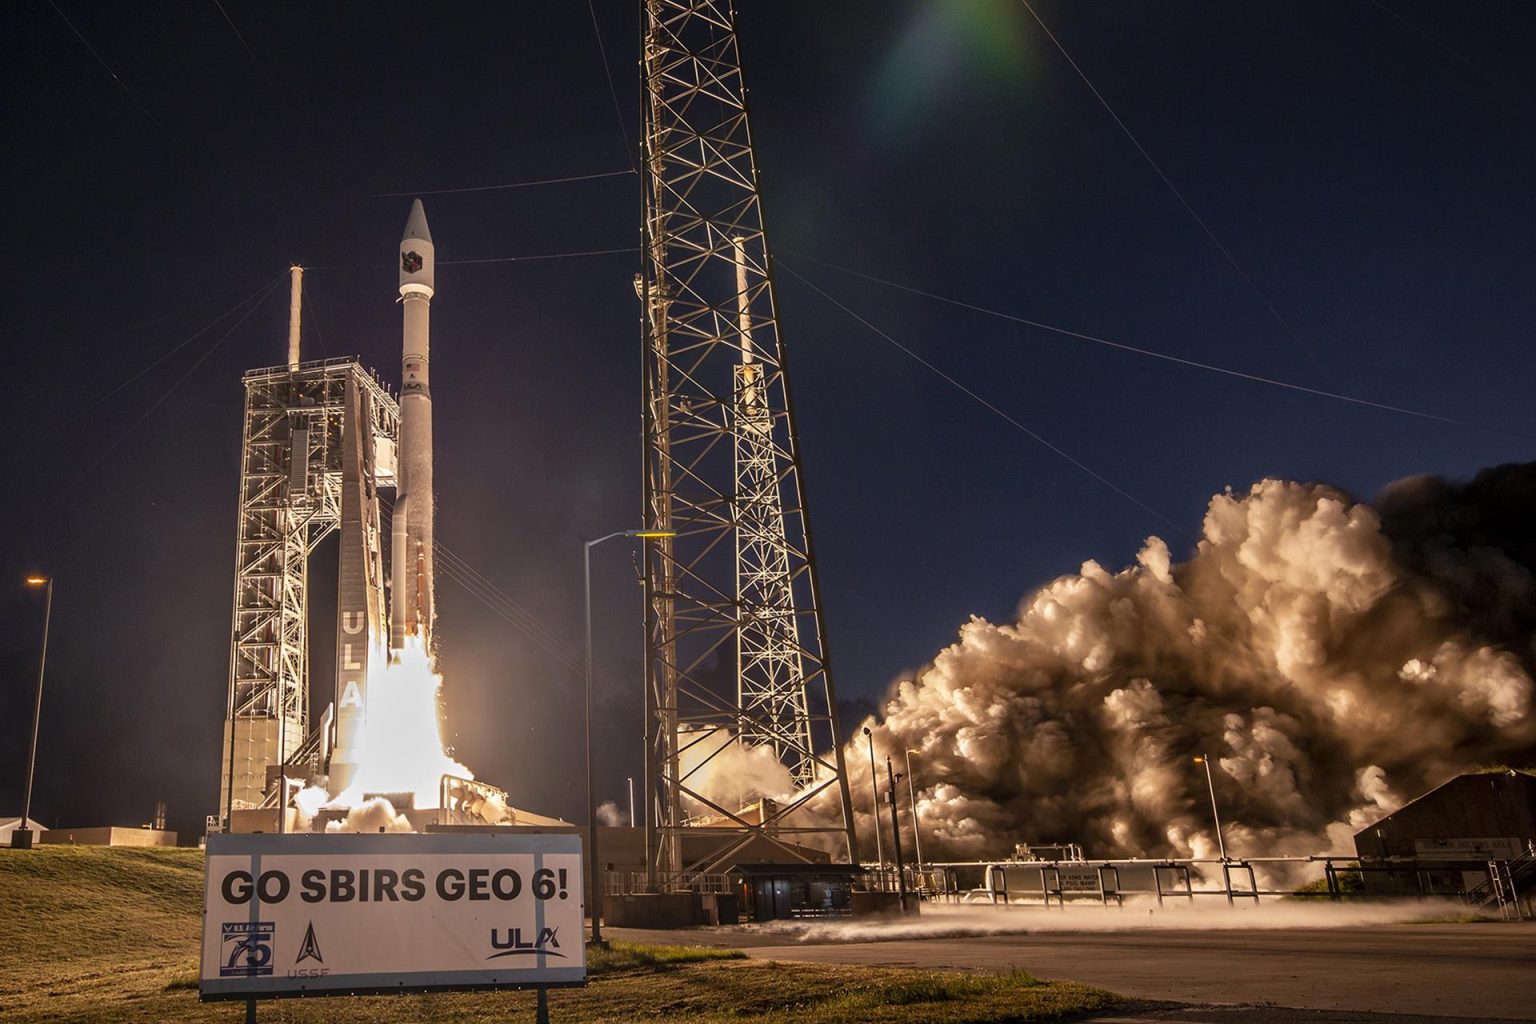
1354,770 -> 1536,916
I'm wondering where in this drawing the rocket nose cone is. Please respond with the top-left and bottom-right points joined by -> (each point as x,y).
402,198 -> 432,244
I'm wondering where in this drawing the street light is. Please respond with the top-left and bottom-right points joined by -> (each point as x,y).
884,756 -> 909,913
904,748 -> 924,873
861,726 -> 883,875
1192,754 -> 1228,861
13,577 -> 53,850
584,529 -> 674,944
1193,753 -> 1232,905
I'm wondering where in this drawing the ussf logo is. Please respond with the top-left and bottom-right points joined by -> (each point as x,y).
220,922 -> 274,977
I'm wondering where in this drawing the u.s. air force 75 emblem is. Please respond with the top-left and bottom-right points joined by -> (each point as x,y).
220,922 -> 274,977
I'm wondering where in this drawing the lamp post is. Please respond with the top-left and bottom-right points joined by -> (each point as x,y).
1193,753 -> 1232,904
585,529 -> 673,943
14,576 -> 53,850
861,726 -> 883,875
885,756 -> 908,913
904,748 -> 924,875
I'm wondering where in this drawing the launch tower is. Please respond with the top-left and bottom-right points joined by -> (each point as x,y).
219,345 -> 398,819
639,0 -> 860,882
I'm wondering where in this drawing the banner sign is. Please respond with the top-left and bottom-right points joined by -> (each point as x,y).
200,831 -> 585,1000
1413,837 -> 1523,861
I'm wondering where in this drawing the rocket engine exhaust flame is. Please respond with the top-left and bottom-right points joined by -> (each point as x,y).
845,466 -> 1536,863
301,636 -> 473,829
337,635 -> 470,810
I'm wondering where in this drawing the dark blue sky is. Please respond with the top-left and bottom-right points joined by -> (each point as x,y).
2,2 -> 1531,836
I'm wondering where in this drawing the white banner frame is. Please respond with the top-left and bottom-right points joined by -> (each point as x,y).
199,830 -> 586,1001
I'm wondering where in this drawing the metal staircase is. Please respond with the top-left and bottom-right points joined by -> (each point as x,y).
1465,850 -> 1535,920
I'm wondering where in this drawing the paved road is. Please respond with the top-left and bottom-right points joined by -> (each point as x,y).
608,923 -> 1536,1022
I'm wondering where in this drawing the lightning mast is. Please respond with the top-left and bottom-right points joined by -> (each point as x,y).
639,0 -> 859,883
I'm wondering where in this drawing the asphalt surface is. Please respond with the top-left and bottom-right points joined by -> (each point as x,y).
607,922 -> 1536,1022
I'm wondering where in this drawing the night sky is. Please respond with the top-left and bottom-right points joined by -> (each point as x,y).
2,2 -> 1531,839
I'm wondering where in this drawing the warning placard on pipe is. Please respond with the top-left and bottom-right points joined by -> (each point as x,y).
199,831 -> 585,1000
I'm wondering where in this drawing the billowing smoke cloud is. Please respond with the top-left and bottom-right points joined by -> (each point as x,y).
327,796 -> 413,833
680,727 -> 797,819
854,465 -> 1536,862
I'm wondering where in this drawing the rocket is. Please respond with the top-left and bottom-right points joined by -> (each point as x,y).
326,201 -> 436,800
391,199 -> 436,651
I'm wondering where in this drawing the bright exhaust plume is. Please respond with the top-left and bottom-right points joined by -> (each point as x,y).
337,635 -> 469,810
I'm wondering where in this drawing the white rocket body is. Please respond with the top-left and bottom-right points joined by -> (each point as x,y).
391,199 -> 436,651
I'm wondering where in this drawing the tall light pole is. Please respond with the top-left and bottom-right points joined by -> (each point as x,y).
861,727 -> 883,873
14,577 -> 53,850
885,756 -> 908,912
585,529 -> 673,943
1193,753 -> 1232,905
904,748 -> 924,873
1192,754 -> 1228,861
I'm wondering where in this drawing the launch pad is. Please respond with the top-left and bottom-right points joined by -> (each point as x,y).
216,206 -> 533,834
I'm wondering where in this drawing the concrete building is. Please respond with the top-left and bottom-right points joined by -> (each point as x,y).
1,817 -> 47,845
1353,770 -> 1535,914
591,825 -> 842,926
38,826 -> 177,847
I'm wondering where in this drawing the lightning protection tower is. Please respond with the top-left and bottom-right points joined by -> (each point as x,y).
639,0 -> 859,884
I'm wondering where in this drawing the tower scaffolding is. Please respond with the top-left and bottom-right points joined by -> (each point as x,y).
639,0 -> 860,884
219,356 -> 398,824
733,237 -> 813,784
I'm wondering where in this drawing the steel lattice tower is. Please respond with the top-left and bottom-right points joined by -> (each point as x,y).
639,0 -> 859,883
219,357 -> 397,822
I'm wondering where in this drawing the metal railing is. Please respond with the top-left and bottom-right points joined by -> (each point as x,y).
915,855 -> 1396,906
607,871 -> 733,895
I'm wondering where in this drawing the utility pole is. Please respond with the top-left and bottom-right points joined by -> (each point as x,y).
1194,754 -> 1232,905
14,576 -> 53,849
904,747 -> 924,873
587,529 -> 674,938
886,756 -> 908,913
863,727 -> 883,872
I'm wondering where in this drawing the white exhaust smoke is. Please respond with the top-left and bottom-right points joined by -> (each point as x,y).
850,468 -> 1536,861
761,900 -> 1478,942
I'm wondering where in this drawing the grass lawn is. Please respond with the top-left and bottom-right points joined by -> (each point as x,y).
1,847 -> 1116,1023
